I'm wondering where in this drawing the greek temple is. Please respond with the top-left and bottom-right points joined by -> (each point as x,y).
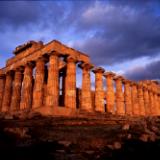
0,40 -> 160,116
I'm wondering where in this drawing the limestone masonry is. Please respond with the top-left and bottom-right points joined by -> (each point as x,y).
0,40 -> 160,116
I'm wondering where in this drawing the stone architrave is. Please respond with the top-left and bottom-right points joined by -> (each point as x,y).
20,62 -> 34,110
79,63 -> 94,112
137,83 -> 145,116
46,52 -> 59,107
0,74 -> 5,111
131,82 -> 139,116
65,56 -> 77,109
123,79 -> 132,115
10,68 -> 23,111
32,57 -> 46,109
93,67 -> 105,112
103,72 -> 116,114
1,71 -> 13,112
114,76 -> 125,115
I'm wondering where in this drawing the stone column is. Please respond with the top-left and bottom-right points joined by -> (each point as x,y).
123,79 -> 132,115
143,85 -> 150,116
103,72 -> 115,114
137,83 -> 145,116
79,63 -> 93,111
93,67 -> 105,112
46,52 -> 59,107
10,68 -> 23,111
32,57 -> 46,109
131,82 -> 139,116
1,71 -> 13,112
148,85 -> 154,116
20,62 -> 34,110
114,76 -> 125,115
0,74 -> 5,111
65,56 -> 77,109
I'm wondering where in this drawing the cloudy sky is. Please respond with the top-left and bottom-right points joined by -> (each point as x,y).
0,0 -> 160,81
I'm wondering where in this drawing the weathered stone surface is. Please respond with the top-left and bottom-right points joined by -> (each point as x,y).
104,72 -> 116,114
93,67 -> 105,112
114,76 -> 125,115
20,62 -> 34,110
1,71 -> 13,112
46,52 -> 59,108
123,79 -> 132,115
0,74 -> 5,111
79,63 -> 94,112
10,68 -> 23,111
65,56 -> 77,109
131,82 -> 139,116
137,83 -> 145,116
32,57 -> 46,109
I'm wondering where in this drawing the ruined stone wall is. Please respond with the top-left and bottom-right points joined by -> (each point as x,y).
0,40 -> 159,117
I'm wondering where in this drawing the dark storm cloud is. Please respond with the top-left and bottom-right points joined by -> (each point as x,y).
73,0 -> 160,65
0,0 -> 160,69
124,60 -> 160,80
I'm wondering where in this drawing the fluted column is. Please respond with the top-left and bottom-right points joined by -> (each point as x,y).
131,82 -> 139,116
123,79 -> 132,115
0,74 -> 5,111
10,68 -> 23,111
65,56 -> 77,109
79,63 -> 93,111
137,83 -> 145,116
1,71 -> 13,112
20,62 -> 34,110
148,85 -> 154,116
93,67 -> 105,112
46,52 -> 59,107
32,57 -> 46,109
143,85 -> 150,116
103,72 -> 115,114
114,76 -> 125,115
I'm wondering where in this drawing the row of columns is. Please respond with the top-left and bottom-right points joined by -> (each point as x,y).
0,52 -> 160,117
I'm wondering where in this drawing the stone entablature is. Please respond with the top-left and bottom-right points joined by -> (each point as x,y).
0,39 -> 160,117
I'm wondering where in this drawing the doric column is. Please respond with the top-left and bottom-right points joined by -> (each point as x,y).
123,79 -> 132,115
79,63 -> 94,111
137,83 -> 145,116
46,52 -> 59,107
1,71 -> 13,112
32,57 -> 46,109
93,67 -> 105,112
148,85 -> 154,116
0,74 -> 5,111
143,85 -> 150,116
114,76 -> 125,115
103,72 -> 115,114
10,68 -> 23,111
131,82 -> 139,116
65,56 -> 77,109
20,62 -> 34,110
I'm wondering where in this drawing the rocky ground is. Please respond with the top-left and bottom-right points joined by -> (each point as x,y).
0,112 -> 160,160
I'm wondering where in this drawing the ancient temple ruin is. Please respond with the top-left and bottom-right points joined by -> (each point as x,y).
0,40 -> 160,116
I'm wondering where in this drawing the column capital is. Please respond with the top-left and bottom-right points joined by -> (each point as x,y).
15,66 -> 24,73
78,63 -> 94,70
50,51 -> 61,56
37,56 -> 48,62
25,61 -> 35,68
113,75 -> 124,81
122,79 -> 131,84
92,67 -> 105,74
0,73 -> 5,78
103,71 -> 116,78
66,56 -> 77,63
130,81 -> 137,86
